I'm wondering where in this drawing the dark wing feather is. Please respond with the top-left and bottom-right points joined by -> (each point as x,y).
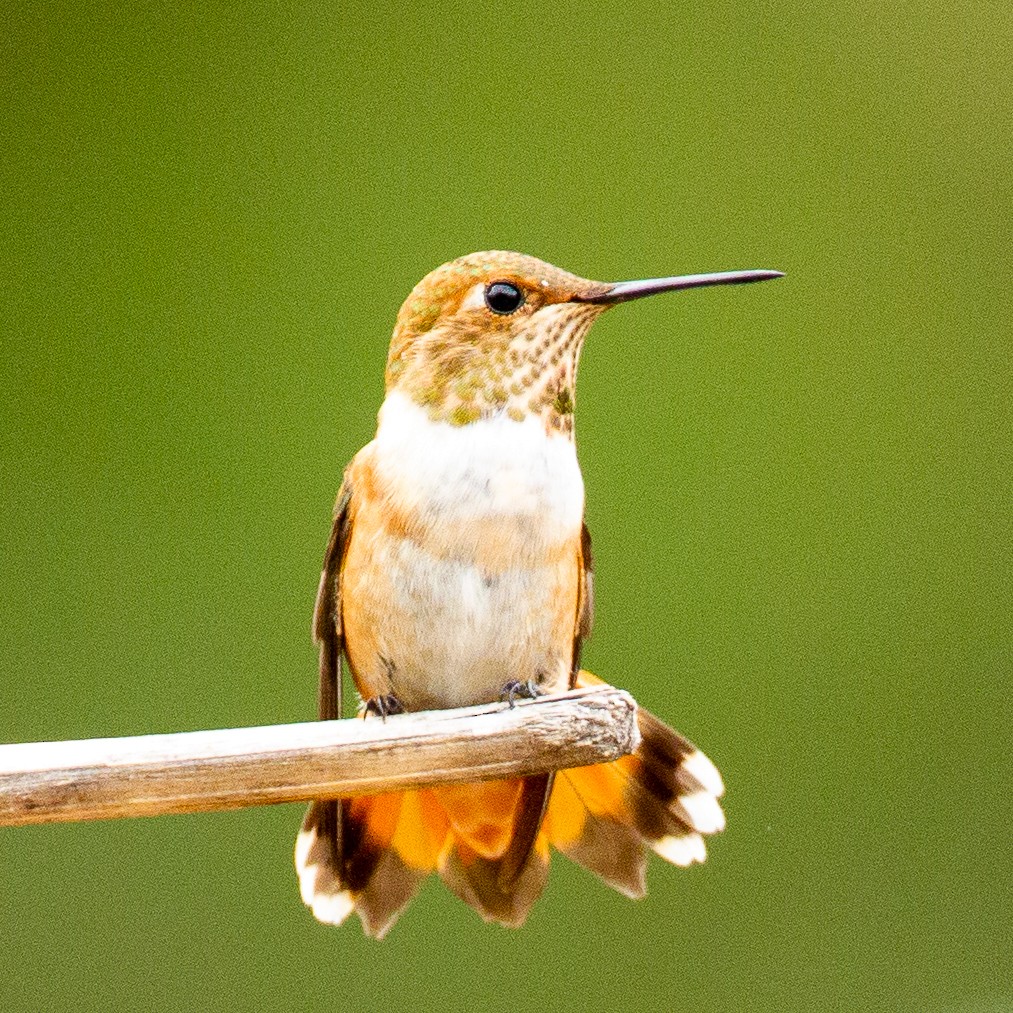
298,479 -> 357,922
570,519 -> 594,685
312,478 -> 354,721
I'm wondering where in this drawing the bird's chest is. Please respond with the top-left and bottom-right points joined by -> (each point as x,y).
340,395 -> 585,708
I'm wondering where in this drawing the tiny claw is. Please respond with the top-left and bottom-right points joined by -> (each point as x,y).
363,694 -> 405,721
499,679 -> 541,709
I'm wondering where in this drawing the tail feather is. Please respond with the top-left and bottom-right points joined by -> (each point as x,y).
295,673 -> 725,936
353,847 -> 425,938
295,795 -> 428,939
295,801 -> 356,926
437,838 -> 550,928
545,768 -> 648,897
539,715 -> 724,890
432,773 -> 552,927
556,672 -> 725,872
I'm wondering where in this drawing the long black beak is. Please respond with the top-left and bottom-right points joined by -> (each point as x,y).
577,268 -> 784,304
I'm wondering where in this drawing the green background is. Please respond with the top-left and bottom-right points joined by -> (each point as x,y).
2,3 -> 1009,1011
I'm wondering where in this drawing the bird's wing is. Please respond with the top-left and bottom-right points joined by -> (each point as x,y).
298,478 -> 356,921
312,477 -> 354,722
571,518 -> 594,685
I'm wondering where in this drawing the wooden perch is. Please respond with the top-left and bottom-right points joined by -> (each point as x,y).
0,686 -> 638,827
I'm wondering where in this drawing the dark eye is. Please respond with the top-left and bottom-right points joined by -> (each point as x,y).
484,281 -> 525,315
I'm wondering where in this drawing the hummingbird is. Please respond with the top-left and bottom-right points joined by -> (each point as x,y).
295,251 -> 783,937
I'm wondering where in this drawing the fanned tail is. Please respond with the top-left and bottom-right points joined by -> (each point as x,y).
295,672 -> 724,937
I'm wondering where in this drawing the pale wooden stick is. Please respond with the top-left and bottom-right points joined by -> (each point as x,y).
0,686 -> 638,827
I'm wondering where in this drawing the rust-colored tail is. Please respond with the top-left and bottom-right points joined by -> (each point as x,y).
295,673 -> 724,938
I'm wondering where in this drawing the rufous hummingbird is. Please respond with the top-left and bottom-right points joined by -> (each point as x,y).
295,251 -> 783,937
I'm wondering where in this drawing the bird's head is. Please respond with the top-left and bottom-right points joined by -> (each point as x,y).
385,250 -> 781,434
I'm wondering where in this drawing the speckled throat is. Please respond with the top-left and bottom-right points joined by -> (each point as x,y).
389,300 -> 605,434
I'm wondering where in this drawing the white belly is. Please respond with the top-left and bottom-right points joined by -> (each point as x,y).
342,392 -> 585,710
371,541 -> 576,707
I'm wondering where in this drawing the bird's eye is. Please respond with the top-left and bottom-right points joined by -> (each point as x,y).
484,281 -> 525,315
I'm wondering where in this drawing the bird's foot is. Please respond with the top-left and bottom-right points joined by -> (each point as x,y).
363,694 -> 405,720
499,679 -> 542,709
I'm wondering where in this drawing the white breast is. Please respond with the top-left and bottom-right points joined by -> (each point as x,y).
372,390 -> 585,547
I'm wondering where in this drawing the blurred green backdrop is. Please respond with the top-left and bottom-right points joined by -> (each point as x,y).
1,3 -> 1009,1011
